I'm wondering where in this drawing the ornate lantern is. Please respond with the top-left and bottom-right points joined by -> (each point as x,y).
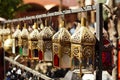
4,35 -> 13,55
3,24 -> 13,55
29,23 -> 39,59
12,25 -> 21,55
52,20 -> 71,68
38,21 -> 54,62
71,17 -> 96,75
21,23 -> 29,56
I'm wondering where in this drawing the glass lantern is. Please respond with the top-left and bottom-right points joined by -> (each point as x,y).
38,22 -> 54,62
52,20 -> 71,68
12,24 -> 21,55
29,22 -> 39,59
71,17 -> 96,75
21,23 -> 29,56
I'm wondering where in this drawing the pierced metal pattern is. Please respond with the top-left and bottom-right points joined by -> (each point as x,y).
53,43 -> 60,55
39,27 -> 54,40
21,28 -> 29,39
44,41 -> 52,50
71,44 -> 81,58
82,46 -> 94,57
61,46 -> 71,56
52,28 -> 71,43
29,29 -> 39,40
71,27 -> 96,45
12,29 -> 21,38
31,41 -> 38,49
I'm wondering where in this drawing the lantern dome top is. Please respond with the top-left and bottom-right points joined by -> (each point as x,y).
29,23 -> 39,40
21,23 -> 29,39
39,26 -> 54,40
71,18 -> 96,45
12,24 -> 21,38
52,27 -> 71,43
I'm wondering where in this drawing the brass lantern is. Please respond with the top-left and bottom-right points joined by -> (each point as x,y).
21,23 -> 29,56
71,17 -> 96,75
3,24 -> 13,55
4,35 -> 13,55
29,23 -> 39,59
12,24 -> 21,54
38,22 -> 54,62
52,20 -> 71,68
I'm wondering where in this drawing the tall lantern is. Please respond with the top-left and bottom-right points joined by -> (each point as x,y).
71,17 -> 96,75
52,20 -> 71,68
21,23 -> 29,56
38,21 -> 54,62
12,25 -> 21,55
29,23 -> 39,59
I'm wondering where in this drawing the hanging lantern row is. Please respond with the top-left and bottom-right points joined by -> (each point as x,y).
1,17 -> 96,75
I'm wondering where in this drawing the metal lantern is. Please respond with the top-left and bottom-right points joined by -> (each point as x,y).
21,23 -> 29,56
12,24 -> 21,54
38,24 -> 54,62
29,22 -> 39,59
4,35 -> 13,55
52,20 -> 71,68
71,18 -> 96,75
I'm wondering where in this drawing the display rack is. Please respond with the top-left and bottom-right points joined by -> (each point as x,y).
5,56 -> 52,80
4,5 -> 96,23
4,3 -> 103,80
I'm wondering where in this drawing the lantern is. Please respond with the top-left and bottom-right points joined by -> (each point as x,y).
4,35 -> 13,55
71,17 -> 96,75
38,21 -> 54,62
12,25 -> 21,55
21,23 -> 29,56
52,20 -> 71,68
29,23 -> 39,59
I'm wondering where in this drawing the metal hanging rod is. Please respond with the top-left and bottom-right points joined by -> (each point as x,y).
5,56 -> 52,80
4,5 -> 96,23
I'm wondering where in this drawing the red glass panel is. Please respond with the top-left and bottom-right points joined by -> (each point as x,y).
54,54 -> 59,67
39,50 -> 43,60
28,49 -> 32,58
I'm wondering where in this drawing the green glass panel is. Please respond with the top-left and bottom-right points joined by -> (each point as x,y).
19,47 -> 23,55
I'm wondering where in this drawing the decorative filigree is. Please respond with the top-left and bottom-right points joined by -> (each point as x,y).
53,45 -> 59,53
52,28 -> 71,43
62,46 -> 71,56
39,27 -> 54,40
30,29 -> 39,40
71,26 -> 96,45
82,46 -> 93,57
31,41 -> 38,49
44,41 -> 52,50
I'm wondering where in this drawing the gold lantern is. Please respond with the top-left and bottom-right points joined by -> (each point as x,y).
3,24 -> 13,56
12,24 -> 21,55
52,20 -> 71,68
4,35 -> 13,55
38,21 -> 54,62
21,23 -> 29,56
29,22 -> 39,59
71,17 -> 96,75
